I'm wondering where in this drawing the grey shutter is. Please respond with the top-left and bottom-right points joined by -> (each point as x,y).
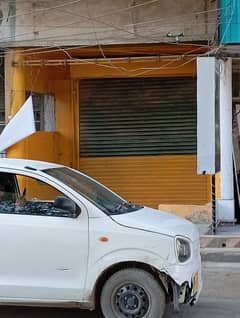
80,77 -> 196,157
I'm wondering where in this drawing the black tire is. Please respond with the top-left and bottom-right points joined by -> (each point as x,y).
100,268 -> 166,318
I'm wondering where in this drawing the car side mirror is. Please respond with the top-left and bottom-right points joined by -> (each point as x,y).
53,196 -> 80,216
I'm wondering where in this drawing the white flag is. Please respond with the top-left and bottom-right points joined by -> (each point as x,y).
0,96 -> 36,152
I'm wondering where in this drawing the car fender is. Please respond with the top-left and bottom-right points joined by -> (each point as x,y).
84,247 -> 171,302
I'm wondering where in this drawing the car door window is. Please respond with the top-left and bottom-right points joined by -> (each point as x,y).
0,172 -> 80,218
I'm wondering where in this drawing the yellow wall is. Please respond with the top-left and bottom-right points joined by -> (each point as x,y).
6,49 -> 212,210
74,57 -> 212,208
16,174 -> 61,201
79,155 -> 211,208
5,49 -> 75,167
25,132 -> 59,162
216,172 -> 221,199
24,66 -> 75,166
70,58 -> 196,79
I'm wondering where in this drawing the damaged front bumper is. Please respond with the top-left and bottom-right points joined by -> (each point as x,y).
169,268 -> 202,312
160,238 -> 202,312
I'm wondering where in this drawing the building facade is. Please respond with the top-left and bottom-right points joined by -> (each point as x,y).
0,0 -> 229,217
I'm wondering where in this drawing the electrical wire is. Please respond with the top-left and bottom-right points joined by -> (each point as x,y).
0,0 -> 226,63
0,26 -> 218,47
0,1 -> 228,116
85,0 -> 128,75
40,7 -> 213,46
94,4 -> 226,20
0,11 -> 221,45
0,0 -> 85,23
14,45 -> 217,73
0,1 -> 226,45
131,57 -> 196,77
0,36 -> 214,60
4,0 -> 229,25
0,1 -> 224,67
2,44 -> 216,112
0,22 -> 215,59
0,17 -> 220,29
91,0 -> 160,19
0,36 -> 215,65
128,46 -> 219,76
5,0 -> 160,23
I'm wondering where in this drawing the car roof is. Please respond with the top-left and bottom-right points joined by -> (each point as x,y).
0,158 -> 62,171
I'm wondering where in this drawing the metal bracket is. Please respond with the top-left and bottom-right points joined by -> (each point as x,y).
171,281 -> 180,313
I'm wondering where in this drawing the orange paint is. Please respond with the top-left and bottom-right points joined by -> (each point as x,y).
99,237 -> 109,242
79,155 -> 211,209
6,48 -> 212,214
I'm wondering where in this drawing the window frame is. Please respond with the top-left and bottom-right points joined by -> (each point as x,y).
0,169 -> 82,219
26,92 -> 56,132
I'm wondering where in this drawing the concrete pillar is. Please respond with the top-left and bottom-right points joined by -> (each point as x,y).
217,58 -> 235,222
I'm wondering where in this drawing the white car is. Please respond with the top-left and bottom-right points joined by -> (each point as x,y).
0,158 -> 202,318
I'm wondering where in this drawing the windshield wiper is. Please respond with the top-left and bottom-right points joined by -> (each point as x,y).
110,201 -> 143,214
114,201 -> 130,213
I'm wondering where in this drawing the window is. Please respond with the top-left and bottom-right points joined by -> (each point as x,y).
28,93 -> 56,132
0,172 -> 80,218
44,167 -> 142,215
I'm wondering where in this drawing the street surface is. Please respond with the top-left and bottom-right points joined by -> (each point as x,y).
0,262 -> 239,318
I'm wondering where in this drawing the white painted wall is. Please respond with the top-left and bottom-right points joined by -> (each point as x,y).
0,0 -> 218,47
217,58 -> 235,222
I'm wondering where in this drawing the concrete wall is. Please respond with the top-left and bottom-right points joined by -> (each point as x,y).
0,1 -> 15,43
0,0 -> 218,47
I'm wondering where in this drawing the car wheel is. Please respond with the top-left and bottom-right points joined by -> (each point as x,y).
100,268 -> 166,318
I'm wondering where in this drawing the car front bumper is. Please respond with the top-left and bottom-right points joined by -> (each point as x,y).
165,239 -> 202,309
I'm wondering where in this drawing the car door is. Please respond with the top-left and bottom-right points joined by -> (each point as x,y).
0,170 -> 89,302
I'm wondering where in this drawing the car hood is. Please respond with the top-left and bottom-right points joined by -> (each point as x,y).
111,207 -> 199,241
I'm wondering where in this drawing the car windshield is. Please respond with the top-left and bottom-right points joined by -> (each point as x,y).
43,167 -> 142,215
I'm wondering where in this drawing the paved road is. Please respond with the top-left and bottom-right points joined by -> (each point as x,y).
0,262 -> 239,318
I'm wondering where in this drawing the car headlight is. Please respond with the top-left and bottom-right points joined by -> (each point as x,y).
176,237 -> 191,263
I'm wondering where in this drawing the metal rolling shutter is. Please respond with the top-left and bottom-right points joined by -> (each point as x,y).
80,77 -> 196,157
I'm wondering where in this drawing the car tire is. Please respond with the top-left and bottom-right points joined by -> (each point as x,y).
100,268 -> 166,318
